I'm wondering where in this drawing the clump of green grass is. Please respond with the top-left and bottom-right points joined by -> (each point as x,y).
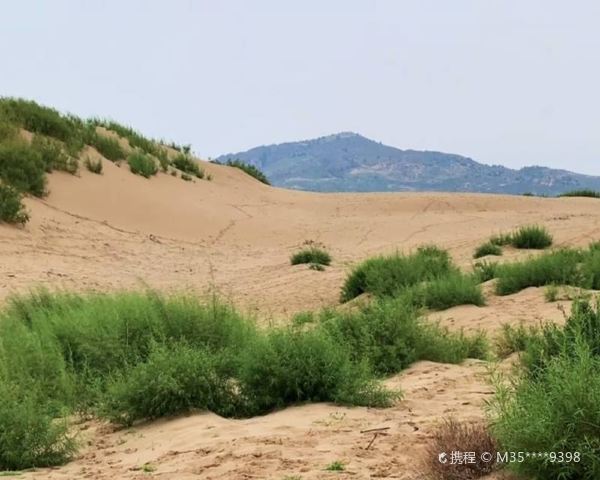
325,460 -> 345,471
89,119 -> 161,157
221,159 -> 270,185
84,157 -> 103,174
404,272 -> 485,311
494,247 -> 589,295
290,247 -> 331,266
173,153 -> 204,178
489,233 -> 513,247
509,225 -> 553,249
472,260 -> 498,283
473,241 -> 502,259
88,132 -> 125,162
340,246 -> 455,302
0,184 -> 29,225
491,300 -> 600,479
127,152 -> 158,178
558,189 -> 600,199
31,134 -> 78,174
0,140 -> 47,196
494,323 -> 540,358
544,284 -> 559,302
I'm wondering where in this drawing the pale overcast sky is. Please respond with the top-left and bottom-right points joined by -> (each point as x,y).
2,1 -> 599,174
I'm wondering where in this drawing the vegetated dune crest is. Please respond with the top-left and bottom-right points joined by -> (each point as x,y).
3,149 -> 600,479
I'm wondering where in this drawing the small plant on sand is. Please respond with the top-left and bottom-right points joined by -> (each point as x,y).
424,419 -> 498,480
472,260 -> 498,283
0,184 -> 29,225
509,225 -> 553,249
291,245 -> 331,267
473,241 -> 502,259
325,460 -> 345,472
180,173 -> 193,182
84,157 -> 103,174
173,153 -> 204,178
127,152 -> 158,178
489,233 -> 513,247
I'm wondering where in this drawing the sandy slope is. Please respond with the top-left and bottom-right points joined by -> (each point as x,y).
2,155 -> 599,479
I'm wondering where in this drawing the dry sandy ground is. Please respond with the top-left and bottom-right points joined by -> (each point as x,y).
2,155 -> 600,479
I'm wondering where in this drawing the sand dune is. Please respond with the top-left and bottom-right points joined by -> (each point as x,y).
3,156 -> 599,478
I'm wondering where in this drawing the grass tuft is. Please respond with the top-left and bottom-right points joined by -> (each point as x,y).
221,159 -> 270,185
473,242 -> 502,259
127,152 -> 158,178
291,247 -> 331,266
84,157 -> 103,174
0,184 -> 29,225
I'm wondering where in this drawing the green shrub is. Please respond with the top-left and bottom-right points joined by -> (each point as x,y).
237,327 -> 394,413
494,323 -> 540,358
0,120 -> 18,142
223,159 -> 270,185
489,233 -> 513,246
181,173 -> 192,181
84,157 -> 103,174
156,149 -> 171,172
340,246 -> 454,302
173,153 -> 204,178
101,344 -> 237,426
558,189 -> 600,199
495,248 -> 583,295
0,382 -> 75,470
491,301 -> 600,478
31,135 -> 78,174
89,132 -> 125,162
509,225 -> 553,249
544,284 -> 559,302
473,242 -> 502,259
290,247 -> 331,266
405,273 -> 485,311
0,141 -> 46,196
127,152 -> 157,178
0,184 -> 29,225
473,260 -> 498,283
89,119 -> 160,156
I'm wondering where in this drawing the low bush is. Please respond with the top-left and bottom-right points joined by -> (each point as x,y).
491,301 -> 600,479
89,132 -> 125,162
127,152 -> 157,178
509,225 -> 553,249
404,273 -> 485,311
341,246 -> 455,302
494,248 -> 584,295
290,247 -> 331,266
101,343 -> 237,425
0,184 -> 29,225
173,153 -> 204,178
0,140 -> 46,196
89,119 -> 160,157
472,260 -> 498,283
494,323 -> 540,358
84,157 -> 103,174
223,159 -> 270,185
181,173 -> 193,181
31,134 -> 78,174
473,242 -> 502,259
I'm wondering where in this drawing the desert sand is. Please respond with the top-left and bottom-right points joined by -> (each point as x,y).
3,155 -> 600,479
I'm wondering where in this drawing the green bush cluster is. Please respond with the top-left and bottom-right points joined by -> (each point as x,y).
88,132 -> 125,162
0,289 -> 488,469
290,247 -> 331,266
473,241 -> 502,259
173,153 -> 204,178
127,152 -> 158,178
0,184 -> 29,225
222,159 -> 270,185
84,157 -> 103,174
491,300 -> 600,478
340,246 -> 483,311
494,244 -> 600,295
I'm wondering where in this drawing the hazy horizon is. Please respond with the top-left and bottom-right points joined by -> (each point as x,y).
2,0 -> 599,175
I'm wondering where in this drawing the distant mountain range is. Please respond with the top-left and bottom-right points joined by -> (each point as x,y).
216,132 -> 600,195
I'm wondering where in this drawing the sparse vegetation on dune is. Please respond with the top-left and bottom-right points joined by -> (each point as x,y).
172,152 -> 204,178
0,288 -> 488,469
84,156 -> 103,174
0,184 -> 29,225
491,300 -> 600,479
88,132 -> 125,162
219,158 -> 270,185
